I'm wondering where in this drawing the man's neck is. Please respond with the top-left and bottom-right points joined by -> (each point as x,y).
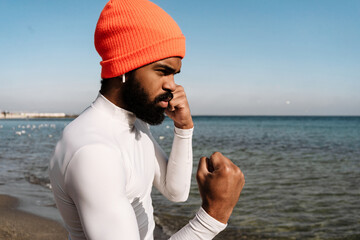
100,90 -> 127,111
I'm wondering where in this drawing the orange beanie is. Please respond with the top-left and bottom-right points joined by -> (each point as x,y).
95,0 -> 186,79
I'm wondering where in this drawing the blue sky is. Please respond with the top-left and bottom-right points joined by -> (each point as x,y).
1,0 -> 359,115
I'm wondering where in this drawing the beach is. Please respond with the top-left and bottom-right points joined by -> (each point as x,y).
0,194 -> 67,240
0,194 -> 169,240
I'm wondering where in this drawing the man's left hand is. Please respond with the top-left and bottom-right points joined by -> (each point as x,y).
165,85 -> 193,129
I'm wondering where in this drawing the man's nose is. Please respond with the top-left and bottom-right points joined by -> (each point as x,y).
162,75 -> 176,92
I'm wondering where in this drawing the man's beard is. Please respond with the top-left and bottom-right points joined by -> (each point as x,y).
121,77 -> 173,125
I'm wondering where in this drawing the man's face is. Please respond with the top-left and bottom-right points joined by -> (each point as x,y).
122,57 -> 182,125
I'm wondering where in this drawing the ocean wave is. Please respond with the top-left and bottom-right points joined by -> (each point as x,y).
24,173 -> 51,189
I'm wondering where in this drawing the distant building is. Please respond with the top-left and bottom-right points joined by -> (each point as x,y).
0,112 -> 66,119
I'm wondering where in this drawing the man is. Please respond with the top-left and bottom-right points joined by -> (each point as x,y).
49,0 -> 245,239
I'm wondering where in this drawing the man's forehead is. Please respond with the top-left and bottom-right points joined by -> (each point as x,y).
153,57 -> 182,72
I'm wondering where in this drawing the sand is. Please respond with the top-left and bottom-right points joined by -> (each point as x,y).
0,194 -> 68,240
0,194 -> 169,240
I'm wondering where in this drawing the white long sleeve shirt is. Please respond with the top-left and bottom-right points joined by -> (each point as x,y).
49,94 -> 226,240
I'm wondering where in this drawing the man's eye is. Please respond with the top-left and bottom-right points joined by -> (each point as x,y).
157,69 -> 168,76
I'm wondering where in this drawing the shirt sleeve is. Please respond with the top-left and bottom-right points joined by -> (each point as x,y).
169,207 -> 227,240
64,144 -> 140,240
153,126 -> 194,202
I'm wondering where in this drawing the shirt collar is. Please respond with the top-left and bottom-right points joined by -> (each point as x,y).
91,93 -> 136,127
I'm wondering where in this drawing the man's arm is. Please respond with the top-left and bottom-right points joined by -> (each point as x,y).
153,85 -> 194,202
65,144 -> 141,240
152,126 -> 193,202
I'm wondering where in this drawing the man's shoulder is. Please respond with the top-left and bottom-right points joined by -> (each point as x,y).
64,106 -> 99,131
60,107 -> 115,150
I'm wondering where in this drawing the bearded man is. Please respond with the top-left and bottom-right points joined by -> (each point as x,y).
49,0 -> 245,239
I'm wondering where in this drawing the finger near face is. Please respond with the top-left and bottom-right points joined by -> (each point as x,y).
166,104 -> 175,112
168,92 -> 186,109
173,84 -> 183,92
171,85 -> 186,97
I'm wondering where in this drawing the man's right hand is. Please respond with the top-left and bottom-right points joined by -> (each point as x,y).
196,152 -> 245,224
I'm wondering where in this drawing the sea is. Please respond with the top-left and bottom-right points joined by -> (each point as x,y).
0,116 -> 359,240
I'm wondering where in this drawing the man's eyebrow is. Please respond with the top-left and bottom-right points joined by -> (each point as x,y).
154,63 -> 181,74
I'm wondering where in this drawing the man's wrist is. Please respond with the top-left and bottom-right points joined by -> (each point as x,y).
174,119 -> 194,129
202,203 -> 232,224
174,125 -> 193,138
195,207 -> 228,234
174,123 -> 193,129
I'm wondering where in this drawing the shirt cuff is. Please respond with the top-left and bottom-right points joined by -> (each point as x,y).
174,126 -> 193,138
189,207 -> 227,239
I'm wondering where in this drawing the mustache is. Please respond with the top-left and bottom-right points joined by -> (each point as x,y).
154,91 -> 173,103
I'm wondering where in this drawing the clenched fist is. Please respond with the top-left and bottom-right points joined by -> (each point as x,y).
196,152 -> 245,224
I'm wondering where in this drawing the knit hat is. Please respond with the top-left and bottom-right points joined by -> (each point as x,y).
95,0 -> 186,79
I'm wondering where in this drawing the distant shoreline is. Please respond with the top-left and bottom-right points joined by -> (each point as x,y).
0,112 -> 78,119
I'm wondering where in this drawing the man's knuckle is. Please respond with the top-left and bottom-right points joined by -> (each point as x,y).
211,151 -> 221,158
196,173 -> 202,182
222,165 -> 232,174
240,173 -> 245,182
234,166 -> 241,174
